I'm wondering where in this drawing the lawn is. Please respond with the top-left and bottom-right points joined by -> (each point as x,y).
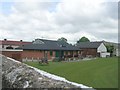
24,57 -> 118,88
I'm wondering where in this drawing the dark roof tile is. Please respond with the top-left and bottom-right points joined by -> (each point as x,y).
76,42 -> 102,49
22,39 -> 79,51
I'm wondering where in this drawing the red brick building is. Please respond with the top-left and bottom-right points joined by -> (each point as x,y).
1,39 -> 32,61
76,42 -> 110,57
0,39 -> 32,49
21,39 -> 80,61
1,39 -> 80,61
2,49 -> 23,62
1,39 -> 110,61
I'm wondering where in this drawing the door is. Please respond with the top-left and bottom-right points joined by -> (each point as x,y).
55,51 -> 60,57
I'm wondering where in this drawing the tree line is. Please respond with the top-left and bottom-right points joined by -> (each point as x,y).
57,36 -> 90,43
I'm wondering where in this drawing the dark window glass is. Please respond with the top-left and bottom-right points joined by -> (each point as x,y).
6,46 -> 13,49
65,51 -> 68,55
50,51 -> 53,56
2,45 -> 4,48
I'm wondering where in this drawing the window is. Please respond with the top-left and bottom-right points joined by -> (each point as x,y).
65,51 -> 68,55
2,45 -> 4,48
50,51 -> 53,56
76,51 -> 78,55
70,51 -> 73,55
6,46 -> 13,49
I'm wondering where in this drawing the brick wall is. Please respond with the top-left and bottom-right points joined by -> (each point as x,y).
2,50 -> 80,62
2,51 -> 22,62
81,48 -> 97,57
63,51 -> 78,55
22,50 -> 55,61
46,51 -> 55,60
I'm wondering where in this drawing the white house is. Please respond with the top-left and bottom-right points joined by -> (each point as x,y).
97,43 -> 110,57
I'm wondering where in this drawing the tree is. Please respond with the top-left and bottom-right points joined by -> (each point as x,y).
105,44 -> 114,56
77,36 -> 90,43
57,37 -> 67,43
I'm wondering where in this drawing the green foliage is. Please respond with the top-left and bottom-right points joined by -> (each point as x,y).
77,36 -> 90,43
106,44 -> 114,54
57,37 -> 67,43
25,57 -> 118,88
52,57 -> 61,62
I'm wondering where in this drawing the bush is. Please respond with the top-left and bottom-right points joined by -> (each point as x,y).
52,57 -> 62,62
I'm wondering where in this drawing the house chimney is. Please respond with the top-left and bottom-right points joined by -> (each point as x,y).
4,39 -> 7,41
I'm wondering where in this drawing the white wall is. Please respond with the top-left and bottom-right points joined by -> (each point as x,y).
97,43 -> 107,53
97,43 -> 110,57
0,45 -> 2,51
116,49 -> 120,56
100,52 -> 110,57
0,45 -> 2,49
3,45 -> 19,49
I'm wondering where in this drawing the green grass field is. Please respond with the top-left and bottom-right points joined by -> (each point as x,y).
25,57 -> 118,88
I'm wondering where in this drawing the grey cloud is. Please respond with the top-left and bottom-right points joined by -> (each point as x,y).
102,2 -> 118,20
0,0 -> 118,44
52,2 -> 118,39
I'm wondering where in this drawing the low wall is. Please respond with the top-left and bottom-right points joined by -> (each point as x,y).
2,55 -> 93,89
2,49 -> 22,62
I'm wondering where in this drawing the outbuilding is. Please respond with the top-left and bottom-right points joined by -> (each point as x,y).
76,42 -> 110,58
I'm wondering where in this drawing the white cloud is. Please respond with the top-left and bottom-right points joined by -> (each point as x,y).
0,0 -> 118,44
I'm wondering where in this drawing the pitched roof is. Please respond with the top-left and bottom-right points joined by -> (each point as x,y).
101,40 -> 119,49
0,40 -> 32,46
76,42 -> 103,49
22,39 -> 79,51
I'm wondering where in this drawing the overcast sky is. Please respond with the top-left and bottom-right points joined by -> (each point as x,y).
0,0 -> 118,44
